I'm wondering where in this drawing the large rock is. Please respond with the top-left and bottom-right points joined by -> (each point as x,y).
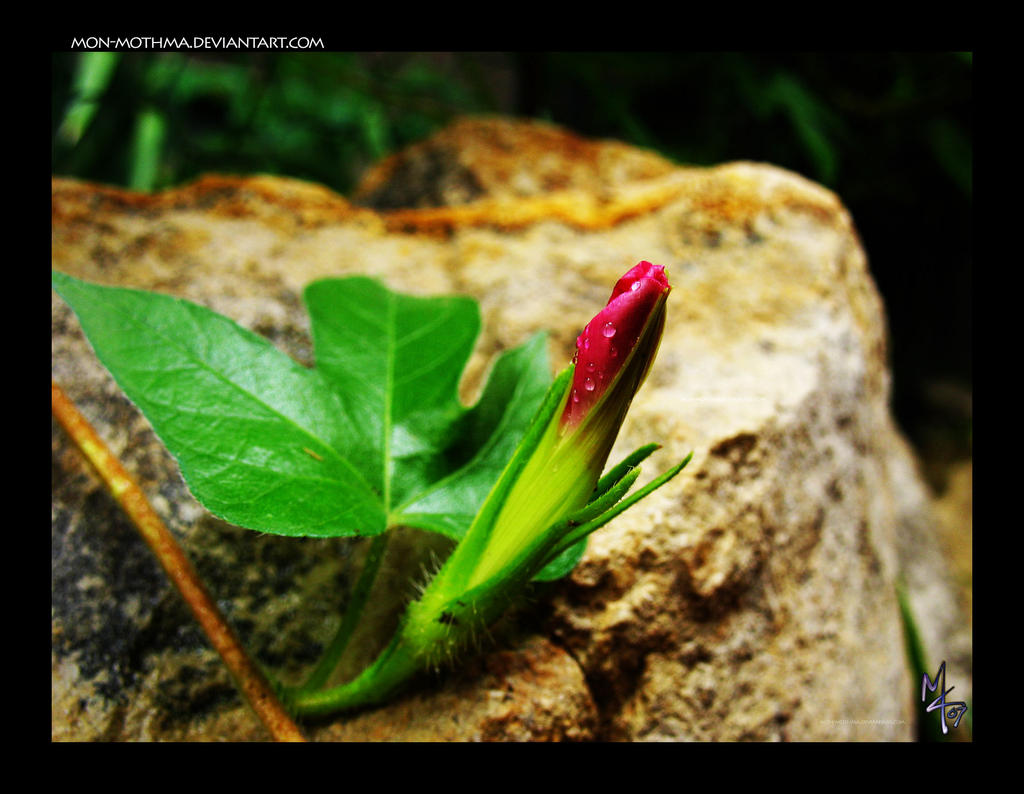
51,117 -> 970,741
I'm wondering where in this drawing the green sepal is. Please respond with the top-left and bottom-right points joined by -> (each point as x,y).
530,466 -> 641,582
424,366 -> 574,596
454,424 -> 647,588
543,451 -> 693,564
531,443 -> 659,581
530,466 -> 642,576
464,457 -> 646,588
594,443 -> 661,499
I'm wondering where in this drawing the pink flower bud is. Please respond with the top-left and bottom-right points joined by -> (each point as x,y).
562,261 -> 671,429
405,260 -> 676,608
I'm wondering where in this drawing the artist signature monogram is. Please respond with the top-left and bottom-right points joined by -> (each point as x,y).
922,660 -> 967,735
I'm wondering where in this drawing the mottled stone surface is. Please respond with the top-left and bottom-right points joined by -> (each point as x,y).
52,117 -> 970,741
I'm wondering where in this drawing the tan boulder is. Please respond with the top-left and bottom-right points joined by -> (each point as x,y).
51,117 -> 969,741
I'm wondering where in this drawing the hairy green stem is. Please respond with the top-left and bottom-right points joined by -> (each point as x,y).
287,448 -> 693,718
288,632 -> 419,717
288,571 -> 511,717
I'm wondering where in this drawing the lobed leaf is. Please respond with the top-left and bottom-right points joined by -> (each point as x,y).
52,271 -> 551,540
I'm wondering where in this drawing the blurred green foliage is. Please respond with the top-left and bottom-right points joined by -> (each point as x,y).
51,52 -> 971,466
52,52 -> 499,195
51,51 -> 971,202
51,52 -> 971,212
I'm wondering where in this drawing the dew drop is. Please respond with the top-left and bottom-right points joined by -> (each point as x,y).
609,347 -> 618,358
571,389 -> 580,403
583,377 -> 596,392
586,361 -> 596,371
630,280 -> 642,291
583,337 -> 591,350
602,322 -> 616,338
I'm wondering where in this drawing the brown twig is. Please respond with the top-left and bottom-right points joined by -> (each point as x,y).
51,380 -> 306,742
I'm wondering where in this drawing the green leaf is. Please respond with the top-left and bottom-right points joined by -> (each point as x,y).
532,537 -> 587,582
393,330 -> 553,538
52,271 -> 551,540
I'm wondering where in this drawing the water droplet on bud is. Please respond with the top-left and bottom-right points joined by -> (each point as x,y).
586,361 -> 596,371
571,389 -> 580,403
631,280 -> 642,291
602,322 -> 616,338
584,377 -> 596,392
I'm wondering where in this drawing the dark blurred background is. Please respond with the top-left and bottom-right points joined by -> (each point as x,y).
51,52 -> 972,490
